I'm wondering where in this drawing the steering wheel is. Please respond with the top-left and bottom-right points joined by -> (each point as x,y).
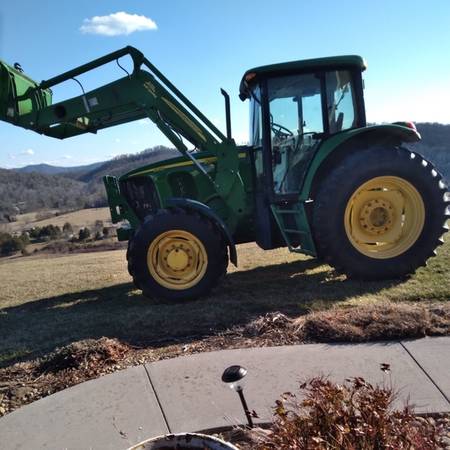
271,122 -> 293,139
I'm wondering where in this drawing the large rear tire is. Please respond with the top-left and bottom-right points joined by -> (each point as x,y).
312,147 -> 449,280
127,209 -> 228,301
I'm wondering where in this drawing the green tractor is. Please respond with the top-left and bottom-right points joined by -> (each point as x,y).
1,47 -> 448,300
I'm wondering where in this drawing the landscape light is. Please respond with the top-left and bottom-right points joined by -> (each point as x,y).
221,365 -> 253,428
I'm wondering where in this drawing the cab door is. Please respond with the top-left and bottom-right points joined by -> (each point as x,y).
248,85 -> 275,249
267,73 -> 324,197
250,75 -> 325,249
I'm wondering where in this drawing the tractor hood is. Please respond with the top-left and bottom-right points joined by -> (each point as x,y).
119,150 -> 217,180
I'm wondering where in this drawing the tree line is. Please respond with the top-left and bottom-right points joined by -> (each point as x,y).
0,220 -> 111,256
0,146 -> 177,221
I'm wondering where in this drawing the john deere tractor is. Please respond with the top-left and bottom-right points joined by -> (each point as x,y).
1,47 -> 448,300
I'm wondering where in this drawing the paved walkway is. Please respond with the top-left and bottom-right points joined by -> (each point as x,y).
0,337 -> 449,450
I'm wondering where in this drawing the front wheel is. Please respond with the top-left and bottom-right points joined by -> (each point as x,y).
127,209 -> 228,301
312,147 -> 449,280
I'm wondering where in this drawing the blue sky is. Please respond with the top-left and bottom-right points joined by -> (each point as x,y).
1,0 -> 449,168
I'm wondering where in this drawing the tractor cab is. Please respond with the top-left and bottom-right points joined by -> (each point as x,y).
239,56 -> 367,250
240,55 -> 367,198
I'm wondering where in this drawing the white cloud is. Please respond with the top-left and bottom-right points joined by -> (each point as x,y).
80,12 -> 157,36
62,155 -> 72,160
21,148 -> 34,156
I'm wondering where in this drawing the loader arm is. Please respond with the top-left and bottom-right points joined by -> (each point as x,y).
0,46 -> 246,225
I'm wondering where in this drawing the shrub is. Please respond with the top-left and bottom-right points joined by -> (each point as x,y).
0,232 -> 26,256
102,227 -> 109,237
38,224 -> 61,240
20,231 -> 30,245
78,227 -> 91,241
251,374 -> 441,449
28,227 -> 41,239
62,222 -> 73,234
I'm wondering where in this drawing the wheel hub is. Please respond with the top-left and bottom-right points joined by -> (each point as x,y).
166,247 -> 189,271
359,199 -> 395,235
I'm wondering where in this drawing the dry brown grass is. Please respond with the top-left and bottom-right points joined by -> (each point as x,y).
0,239 -> 448,369
239,302 -> 450,345
300,302 -> 450,342
5,207 -> 111,233
0,250 -> 130,310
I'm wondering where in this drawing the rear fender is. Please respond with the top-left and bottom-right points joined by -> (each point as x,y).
166,197 -> 237,266
300,124 -> 421,200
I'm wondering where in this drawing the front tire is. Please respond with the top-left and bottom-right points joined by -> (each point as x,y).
312,147 -> 449,280
127,209 -> 228,300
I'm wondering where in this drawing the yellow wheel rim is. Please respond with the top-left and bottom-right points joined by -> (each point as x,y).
344,176 -> 425,259
147,230 -> 208,290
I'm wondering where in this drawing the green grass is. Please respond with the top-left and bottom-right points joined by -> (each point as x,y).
0,240 -> 449,367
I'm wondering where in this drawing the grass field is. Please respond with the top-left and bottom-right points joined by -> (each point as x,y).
5,207 -> 111,233
1,238 -> 449,367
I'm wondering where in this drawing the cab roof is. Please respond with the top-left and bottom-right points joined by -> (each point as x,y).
239,55 -> 366,100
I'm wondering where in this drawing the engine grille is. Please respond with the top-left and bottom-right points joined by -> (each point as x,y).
120,177 -> 160,220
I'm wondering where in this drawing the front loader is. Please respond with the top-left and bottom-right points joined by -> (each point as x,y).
1,47 -> 448,300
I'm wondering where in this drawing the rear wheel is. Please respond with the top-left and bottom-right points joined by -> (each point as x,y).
312,147 -> 449,279
127,209 -> 228,300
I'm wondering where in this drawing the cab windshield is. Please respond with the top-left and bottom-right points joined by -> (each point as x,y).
267,70 -> 357,194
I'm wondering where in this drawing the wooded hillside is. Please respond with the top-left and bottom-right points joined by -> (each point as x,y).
0,146 -> 177,220
0,170 -> 86,221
